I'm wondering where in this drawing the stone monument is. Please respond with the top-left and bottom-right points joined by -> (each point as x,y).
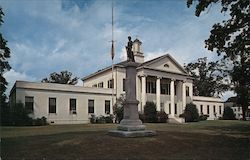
109,36 -> 156,137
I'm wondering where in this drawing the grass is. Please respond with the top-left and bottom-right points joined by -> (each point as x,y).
1,120 -> 250,160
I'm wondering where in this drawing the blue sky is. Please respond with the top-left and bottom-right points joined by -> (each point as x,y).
1,0 -> 234,100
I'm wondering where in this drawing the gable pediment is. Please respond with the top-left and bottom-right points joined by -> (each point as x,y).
141,54 -> 187,75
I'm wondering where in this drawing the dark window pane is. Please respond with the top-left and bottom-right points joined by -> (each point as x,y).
49,98 -> 56,113
25,96 -> 34,112
105,100 -> 110,114
88,99 -> 94,113
70,99 -> 77,114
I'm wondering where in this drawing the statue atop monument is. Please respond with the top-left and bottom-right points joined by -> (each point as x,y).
126,36 -> 135,62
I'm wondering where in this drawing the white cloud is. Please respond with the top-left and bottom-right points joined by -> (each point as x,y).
4,69 -> 38,95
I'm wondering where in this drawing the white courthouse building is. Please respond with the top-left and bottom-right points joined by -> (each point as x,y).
9,39 -> 224,124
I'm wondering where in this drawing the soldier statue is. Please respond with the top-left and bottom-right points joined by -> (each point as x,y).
126,36 -> 135,62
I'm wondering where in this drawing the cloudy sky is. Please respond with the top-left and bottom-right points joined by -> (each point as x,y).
1,0 -> 234,100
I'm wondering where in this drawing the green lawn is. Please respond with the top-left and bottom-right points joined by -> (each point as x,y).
1,120 -> 250,160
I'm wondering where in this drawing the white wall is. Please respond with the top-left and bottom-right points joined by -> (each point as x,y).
13,81 -> 113,124
193,96 -> 224,120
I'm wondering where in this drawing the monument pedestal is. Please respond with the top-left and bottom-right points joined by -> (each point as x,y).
109,62 -> 156,138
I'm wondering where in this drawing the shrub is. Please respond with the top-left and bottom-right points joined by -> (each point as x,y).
33,117 -> 48,126
198,114 -> 209,121
90,114 -> 96,123
11,102 -> 33,126
222,107 -> 236,120
139,112 -> 145,123
114,95 -> 125,123
104,115 -> 114,123
182,103 -> 199,122
96,116 -> 106,124
157,111 -> 168,123
144,102 -> 157,123
90,115 -> 114,123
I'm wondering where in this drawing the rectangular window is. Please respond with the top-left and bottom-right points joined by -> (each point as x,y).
174,85 -> 177,96
207,105 -> 210,115
146,81 -> 156,93
174,103 -> 177,114
69,99 -> 77,114
108,79 -> 114,88
160,103 -> 164,112
213,105 -> 216,113
186,86 -> 190,96
160,83 -> 170,95
219,106 -> 222,114
200,105 -> 203,114
123,79 -> 125,91
88,99 -> 94,114
49,98 -> 56,113
105,100 -> 110,114
169,103 -> 171,114
92,84 -> 97,87
98,82 -> 103,88
25,96 -> 34,112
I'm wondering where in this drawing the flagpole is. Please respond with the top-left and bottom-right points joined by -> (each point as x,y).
111,0 -> 115,114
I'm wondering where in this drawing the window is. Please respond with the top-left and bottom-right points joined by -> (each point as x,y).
98,82 -> 103,88
207,105 -> 210,114
105,100 -> 110,114
69,99 -> 77,114
160,103 -> 164,112
219,106 -> 222,114
92,84 -> 97,87
169,103 -> 171,114
174,103 -> 177,114
49,98 -> 56,113
213,105 -> 216,113
174,85 -> 177,95
200,105 -> 203,114
186,86 -> 189,96
88,99 -> 94,114
25,96 -> 34,112
108,79 -> 114,88
161,83 -> 170,95
123,79 -> 126,91
146,81 -> 156,93
164,63 -> 169,68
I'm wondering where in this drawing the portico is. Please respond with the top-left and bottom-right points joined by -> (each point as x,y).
138,71 -> 193,117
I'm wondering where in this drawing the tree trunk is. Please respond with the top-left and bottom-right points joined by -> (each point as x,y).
242,105 -> 247,121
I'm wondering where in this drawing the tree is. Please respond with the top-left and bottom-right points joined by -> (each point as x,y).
181,103 -> 199,122
185,57 -> 229,97
222,106 -> 236,120
144,102 -> 157,123
113,94 -> 125,123
0,7 -> 11,125
187,0 -> 250,120
42,70 -> 78,85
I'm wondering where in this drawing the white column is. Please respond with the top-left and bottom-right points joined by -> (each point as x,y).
141,75 -> 146,111
156,77 -> 161,111
189,83 -> 193,101
170,79 -> 175,117
182,81 -> 186,111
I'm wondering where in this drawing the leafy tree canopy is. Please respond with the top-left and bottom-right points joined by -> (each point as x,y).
42,70 -> 78,85
187,0 -> 250,120
0,7 -> 11,108
185,57 -> 229,97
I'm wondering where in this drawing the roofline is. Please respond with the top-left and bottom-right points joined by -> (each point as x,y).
82,53 -> 189,81
137,66 -> 192,78
13,81 -> 115,95
139,54 -> 188,74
